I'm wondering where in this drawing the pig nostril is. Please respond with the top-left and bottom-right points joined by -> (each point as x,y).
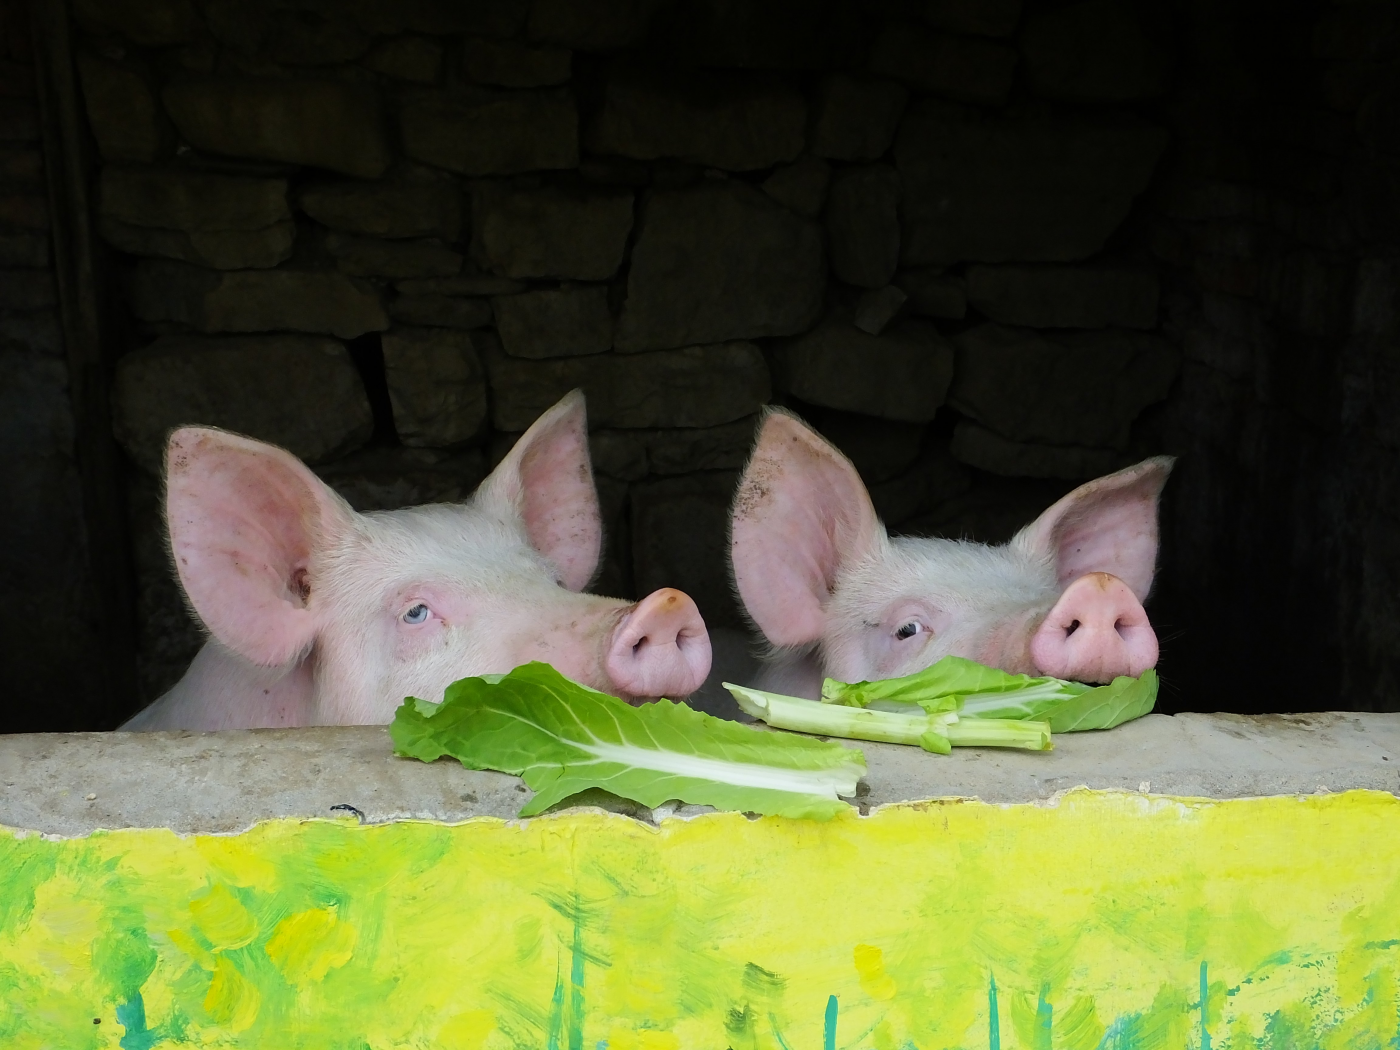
1065,619 -> 1080,636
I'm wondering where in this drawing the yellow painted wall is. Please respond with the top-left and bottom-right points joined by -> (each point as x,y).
1,789 -> 1397,1049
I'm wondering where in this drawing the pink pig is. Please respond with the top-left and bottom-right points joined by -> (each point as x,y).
730,411 -> 1172,697
123,391 -> 713,731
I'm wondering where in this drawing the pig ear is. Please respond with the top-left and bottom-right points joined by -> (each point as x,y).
477,389 -> 602,591
730,410 -> 883,648
166,427 -> 354,667
1013,456 -> 1175,601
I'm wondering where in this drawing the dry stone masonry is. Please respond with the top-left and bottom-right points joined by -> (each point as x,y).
1,0 -> 125,730
1130,0 -> 1400,711
70,0 -> 1185,705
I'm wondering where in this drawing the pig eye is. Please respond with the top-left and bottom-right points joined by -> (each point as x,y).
895,622 -> 922,641
402,604 -> 430,625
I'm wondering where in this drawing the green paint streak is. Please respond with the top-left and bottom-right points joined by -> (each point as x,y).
769,1012 -> 795,1050
0,837 -> 56,935
546,958 -> 566,1050
1,796 -> 1399,1049
116,995 -> 156,1050
725,1003 -> 756,1039
1198,962 -> 1211,1050
1261,1002 -> 1312,1048
1094,1015 -> 1140,1050
92,921 -> 158,1003
569,905 -> 586,1050
744,963 -> 787,995
989,973 -> 1001,1050
1035,983 -> 1053,1050
1242,950 -> 1293,983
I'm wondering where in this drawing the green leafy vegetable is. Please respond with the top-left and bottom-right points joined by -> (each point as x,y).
391,662 -> 867,820
821,656 -> 1158,733
821,657 -> 1047,710
725,684 -> 1053,753
1036,670 -> 1158,733
729,656 -> 1156,754
726,683 -> 958,753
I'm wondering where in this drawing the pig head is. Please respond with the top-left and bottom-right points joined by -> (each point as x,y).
123,391 -> 712,731
729,411 -> 1172,698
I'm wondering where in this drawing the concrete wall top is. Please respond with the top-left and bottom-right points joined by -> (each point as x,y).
3,710 -> 1398,836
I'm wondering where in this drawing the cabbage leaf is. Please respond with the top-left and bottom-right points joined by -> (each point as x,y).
726,683 -> 1052,753
391,662 -> 867,820
821,656 -> 1157,732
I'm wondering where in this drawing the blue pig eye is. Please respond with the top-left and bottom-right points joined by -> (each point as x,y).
402,604 -> 430,625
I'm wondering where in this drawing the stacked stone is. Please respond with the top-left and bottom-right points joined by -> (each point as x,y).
72,0 -> 1180,699
0,2 -> 119,727
1136,0 -> 1400,706
0,63 -> 54,350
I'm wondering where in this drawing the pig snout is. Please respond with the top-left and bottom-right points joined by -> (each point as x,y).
605,588 -> 712,700
1028,572 -> 1159,683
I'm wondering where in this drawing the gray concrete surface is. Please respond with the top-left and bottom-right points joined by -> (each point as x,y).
2,711 -> 1397,837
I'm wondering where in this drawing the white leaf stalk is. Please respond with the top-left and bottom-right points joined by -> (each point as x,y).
726,684 -> 1051,753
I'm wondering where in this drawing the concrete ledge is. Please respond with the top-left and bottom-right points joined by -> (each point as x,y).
2,710 -> 1397,836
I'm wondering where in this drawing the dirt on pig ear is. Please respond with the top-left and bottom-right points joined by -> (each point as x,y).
474,390 -> 603,592
1011,456 -> 1175,601
730,409 -> 883,648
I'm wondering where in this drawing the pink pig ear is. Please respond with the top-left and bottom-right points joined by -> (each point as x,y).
165,427 -> 353,667
477,389 -> 602,592
1013,456 -> 1176,601
730,410 -> 883,648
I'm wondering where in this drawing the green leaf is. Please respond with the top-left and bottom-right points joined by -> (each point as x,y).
823,656 -> 1087,713
390,662 -> 867,820
955,678 -> 1088,719
820,670 -> 964,712
731,683 -> 1054,753
820,655 -> 1157,732
1042,669 -> 1159,732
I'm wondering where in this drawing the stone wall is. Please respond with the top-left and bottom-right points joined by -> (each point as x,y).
0,0 -> 126,730
85,0 -> 1400,722
1141,0 -> 1400,712
68,0 -> 1186,710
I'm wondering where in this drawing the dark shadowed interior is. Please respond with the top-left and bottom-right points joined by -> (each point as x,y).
3,0 -> 1399,731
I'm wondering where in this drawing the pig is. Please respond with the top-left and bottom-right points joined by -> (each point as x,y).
122,391 -> 713,731
729,410 -> 1172,698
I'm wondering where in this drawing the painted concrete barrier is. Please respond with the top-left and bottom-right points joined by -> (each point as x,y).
1,712 -> 1398,1049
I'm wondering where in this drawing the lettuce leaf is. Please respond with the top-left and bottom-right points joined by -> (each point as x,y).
726,684 -> 1053,753
1039,670 -> 1158,732
820,655 -> 1157,732
391,662 -> 867,820
822,656 -> 1087,711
